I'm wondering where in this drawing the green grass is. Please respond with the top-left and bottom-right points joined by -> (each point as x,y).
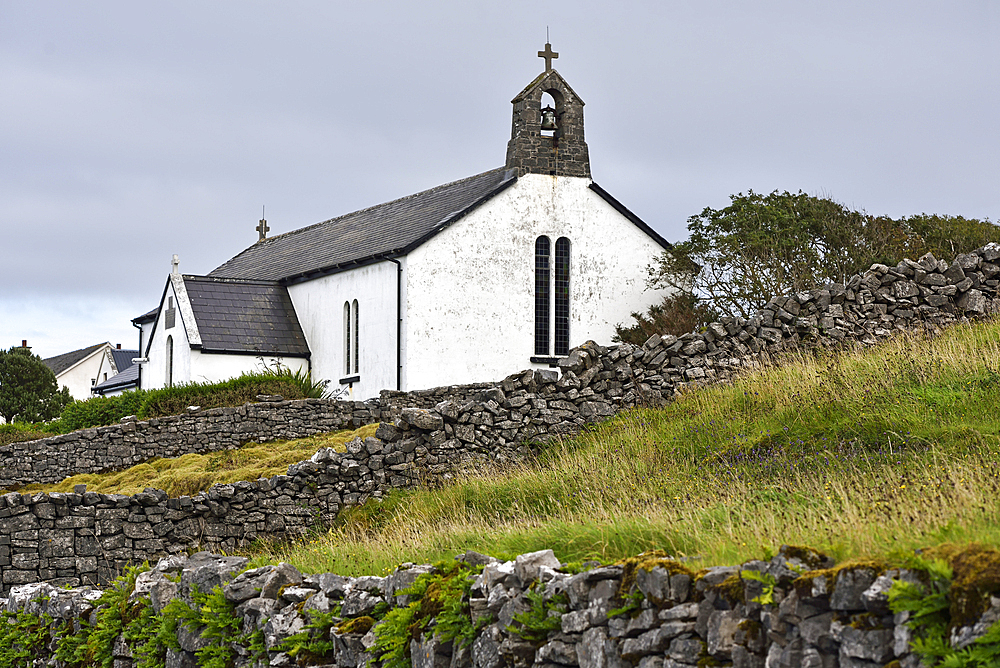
246,318 -> 1000,576
15,424 -> 379,497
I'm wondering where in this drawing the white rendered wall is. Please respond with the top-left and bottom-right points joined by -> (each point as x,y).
288,261 -> 399,400
91,350 -> 117,391
144,282 -> 191,390
404,174 -> 673,390
186,351 -> 307,386
56,346 -> 110,400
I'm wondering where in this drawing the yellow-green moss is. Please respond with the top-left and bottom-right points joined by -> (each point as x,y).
337,616 -> 375,635
927,543 -> 1000,628
614,551 -> 695,605
708,574 -> 745,605
792,560 -> 885,599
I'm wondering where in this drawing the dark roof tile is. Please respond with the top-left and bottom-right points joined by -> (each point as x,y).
42,343 -> 107,377
182,276 -> 310,356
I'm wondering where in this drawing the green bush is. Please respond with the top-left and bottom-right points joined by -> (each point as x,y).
136,372 -> 310,419
0,364 -> 332,441
0,422 -> 52,447
59,391 -> 149,433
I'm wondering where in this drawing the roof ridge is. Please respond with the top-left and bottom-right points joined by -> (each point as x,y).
183,274 -> 283,286
42,342 -> 107,362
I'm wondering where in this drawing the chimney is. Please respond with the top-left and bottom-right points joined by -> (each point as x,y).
21,340 -> 27,348
116,343 -> 121,349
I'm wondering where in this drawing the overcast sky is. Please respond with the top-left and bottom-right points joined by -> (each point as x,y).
2,1 -> 998,359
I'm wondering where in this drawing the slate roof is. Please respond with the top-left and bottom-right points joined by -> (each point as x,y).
183,276 -> 310,356
110,348 -> 139,373
209,167 -> 516,282
92,363 -> 139,395
42,343 -> 107,377
132,308 -> 158,325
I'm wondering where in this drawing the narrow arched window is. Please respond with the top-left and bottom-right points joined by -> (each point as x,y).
352,299 -> 359,374
554,237 -> 571,356
344,301 -> 352,375
165,335 -> 173,388
535,236 -> 551,355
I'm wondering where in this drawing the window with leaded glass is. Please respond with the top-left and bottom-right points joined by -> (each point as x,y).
554,237 -> 571,356
535,237 -> 551,355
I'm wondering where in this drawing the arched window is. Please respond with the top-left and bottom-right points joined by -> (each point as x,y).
554,237 -> 571,356
344,301 -> 352,375
535,236 -> 551,355
165,335 -> 173,388
352,299 -> 359,374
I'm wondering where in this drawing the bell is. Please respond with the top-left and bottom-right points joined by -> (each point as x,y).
540,106 -> 557,131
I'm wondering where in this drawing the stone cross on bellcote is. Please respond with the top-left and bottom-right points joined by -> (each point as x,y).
538,42 -> 558,71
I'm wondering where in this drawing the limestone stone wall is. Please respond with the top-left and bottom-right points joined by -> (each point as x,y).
0,398 -> 391,489
1,545 -> 982,668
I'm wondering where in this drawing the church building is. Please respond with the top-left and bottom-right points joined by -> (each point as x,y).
138,46 -> 674,399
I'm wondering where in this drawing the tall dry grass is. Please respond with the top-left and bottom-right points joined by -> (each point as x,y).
250,320 -> 1000,575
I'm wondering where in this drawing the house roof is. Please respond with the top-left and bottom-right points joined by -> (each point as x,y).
42,343 -> 108,377
182,276 -> 310,356
132,308 -> 158,325
209,167 -> 516,283
110,348 -> 139,373
92,363 -> 139,395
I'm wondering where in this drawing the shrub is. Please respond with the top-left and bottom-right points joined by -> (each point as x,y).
136,372 -> 311,419
59,391 -> 149,432
0,423 -> 52,447
614,293 -> 719,345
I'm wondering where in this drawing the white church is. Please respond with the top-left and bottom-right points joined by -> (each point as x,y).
135,46 -> 673,399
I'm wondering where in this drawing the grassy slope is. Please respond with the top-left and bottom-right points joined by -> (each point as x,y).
18,320 -> 1000,578
251,319 -> 1000,576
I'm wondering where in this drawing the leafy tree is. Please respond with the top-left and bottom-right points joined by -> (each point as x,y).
613,293 -> 719,345
645,191 -> 1000,320
0,346 -> 72,423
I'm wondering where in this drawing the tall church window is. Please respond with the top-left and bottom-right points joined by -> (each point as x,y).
344,302 -> 352,375
352,299 -> 359,374
554,237 -> 571,356
534,236 -> 550,355
166,336 -> 173,388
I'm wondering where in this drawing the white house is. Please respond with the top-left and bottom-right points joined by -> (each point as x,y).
138,48 -> 674,399
42,342 -> 136,400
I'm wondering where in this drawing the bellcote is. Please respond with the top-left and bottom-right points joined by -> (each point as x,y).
504,51 -> 591,179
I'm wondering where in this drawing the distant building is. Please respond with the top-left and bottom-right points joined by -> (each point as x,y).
91,346 -> 141,397
137,46 -> 674,399
42,342 -> 136,400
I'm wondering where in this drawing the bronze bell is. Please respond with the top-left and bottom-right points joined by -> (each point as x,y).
540,105 -> 557,131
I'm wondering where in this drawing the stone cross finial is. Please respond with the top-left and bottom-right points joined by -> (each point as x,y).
538,42 -> 558,71
171,254 -> 179,275
256,217 -> 269,242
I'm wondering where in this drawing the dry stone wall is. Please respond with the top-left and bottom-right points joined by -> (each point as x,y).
2,246 -> 1000,593
2,545 -> 988,668
0,398 -> 390,489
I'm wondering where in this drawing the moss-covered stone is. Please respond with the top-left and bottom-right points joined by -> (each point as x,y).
792,560 -> 885,600
614,551 -> 695,606
337,615 -> 375,635
779,544 -> 831,570
930,543 -> 1000,628
708,574 -> 745,605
